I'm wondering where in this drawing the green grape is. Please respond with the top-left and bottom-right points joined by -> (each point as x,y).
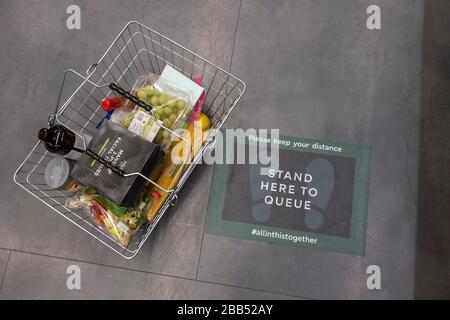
176,99 -> 187,110
161,130 -> 170,139
144,85 -> 154,96
153,88 -> 161,97
169,113 -> 177,122
158,94 -> 168,105
168,101 -> 177,109
163,106 -> 173,115
167,96 -> 177,108
154,109 -> 163,120
155,107 -> 164,116
149,96 -> 159,107
154,131 -> 163,139
163,118 -> 172,128
121,116 -> 133,129
137,89 -> 147,100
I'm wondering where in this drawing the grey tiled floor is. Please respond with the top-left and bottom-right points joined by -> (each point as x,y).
0,251 -> 296,299
0,250 -> 11,291
415,0 -> 450,299
0,0 -> 448,299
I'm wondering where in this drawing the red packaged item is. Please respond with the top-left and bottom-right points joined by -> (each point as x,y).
101,96 -> 126,112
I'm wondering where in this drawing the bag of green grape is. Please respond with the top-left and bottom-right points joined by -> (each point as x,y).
118,66 -> 204,151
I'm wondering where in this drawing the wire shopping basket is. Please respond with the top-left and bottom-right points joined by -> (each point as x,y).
13,21 -> 246,259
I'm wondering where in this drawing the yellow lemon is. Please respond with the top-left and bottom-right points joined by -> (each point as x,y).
196,113 -> 211,130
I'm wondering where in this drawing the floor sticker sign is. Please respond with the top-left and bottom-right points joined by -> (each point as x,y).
205,133 -> 371,255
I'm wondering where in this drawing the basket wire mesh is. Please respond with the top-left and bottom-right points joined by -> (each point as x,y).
13,21 -> 246,259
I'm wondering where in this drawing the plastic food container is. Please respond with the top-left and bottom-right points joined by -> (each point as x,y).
44,157 -> 79,192
114,74 -> 195,151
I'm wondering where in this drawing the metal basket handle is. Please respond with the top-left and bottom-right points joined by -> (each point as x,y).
108,83 -> 153,113
60,69 -> 192,148
49,68 -> 194,195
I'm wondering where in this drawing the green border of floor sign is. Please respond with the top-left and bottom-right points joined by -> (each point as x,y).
205,133 -> 371,256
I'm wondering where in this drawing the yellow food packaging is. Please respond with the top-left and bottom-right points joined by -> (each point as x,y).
146,121 -> 206,222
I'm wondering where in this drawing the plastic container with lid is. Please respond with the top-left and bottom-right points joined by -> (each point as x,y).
44,157 -> 79,192
112,67 -> 203,151
125,75 -> 194,149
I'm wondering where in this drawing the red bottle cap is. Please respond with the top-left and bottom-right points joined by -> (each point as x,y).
101,97 -> 124,112
101,98 -> 113,112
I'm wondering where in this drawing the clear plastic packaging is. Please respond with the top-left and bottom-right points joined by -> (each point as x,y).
65,188 -> 149,247
114,74 -> 195,151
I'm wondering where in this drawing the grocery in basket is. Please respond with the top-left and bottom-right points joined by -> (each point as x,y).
44,157 -> 80,192
35,64 -> 213,248
15,21 -> 245,259
146,110 -> 211,222
66,188 -> 149,246
38,124 -> 92,161
69,69 -> 207,239
70,120 -> 165,207
112,65 -> 204,150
